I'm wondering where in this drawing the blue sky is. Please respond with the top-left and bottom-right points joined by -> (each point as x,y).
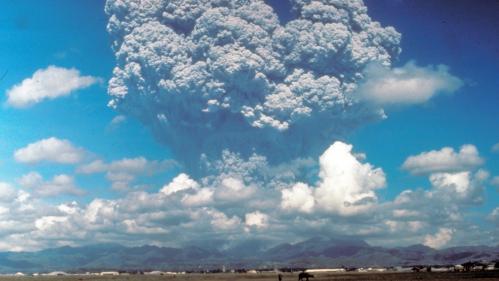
0,0 -> 496,251
356,0 -> 499,212
0,0 -> 176,202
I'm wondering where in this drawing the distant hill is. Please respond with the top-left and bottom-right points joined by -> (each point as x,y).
0,237 -> 497,273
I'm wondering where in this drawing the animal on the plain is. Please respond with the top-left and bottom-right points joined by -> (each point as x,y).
298,272 -> 314,281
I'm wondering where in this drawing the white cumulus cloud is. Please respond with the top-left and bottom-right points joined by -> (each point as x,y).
281,182 -> 315,213
245,211 -> 269,229
77,157 -> 177,191
402,144 -> 483,175
423,228 -> 454,249
18,172 -> 85,197
429,170 -> 487,204
206,209 -> 241,231
6,66 -> 99,108
160,173 -> 199,196
181,188 -> 214,207
0,139 -> 494,250
14,137 -> 86,164
108,115 -> 127,129
356,62 -> 462,105
314,141 -> 386,215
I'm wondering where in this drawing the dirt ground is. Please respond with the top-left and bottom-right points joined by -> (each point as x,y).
0,271 -> 499,281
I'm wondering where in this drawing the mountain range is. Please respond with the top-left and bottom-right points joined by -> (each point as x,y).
0,237 -> 497,273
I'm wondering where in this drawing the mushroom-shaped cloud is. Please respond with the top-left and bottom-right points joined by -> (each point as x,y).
105,0 -> 401,174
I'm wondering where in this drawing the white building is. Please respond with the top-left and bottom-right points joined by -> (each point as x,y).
44,271 -> 69,276
145,271 -> 164,275
305,268 -> 346,273
100,271 -> 120,276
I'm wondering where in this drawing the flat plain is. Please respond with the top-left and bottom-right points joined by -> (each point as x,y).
0,272 -> 498,281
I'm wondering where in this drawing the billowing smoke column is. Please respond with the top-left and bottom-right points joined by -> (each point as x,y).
105,0 -> 400,174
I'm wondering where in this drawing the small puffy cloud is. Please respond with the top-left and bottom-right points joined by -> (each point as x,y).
77,157 -> 176,191
107,115 -> 128,131
245,211 -> 269,229
423,228 -> 454,249
14,137 -> 86,164
385,166 -> 490,247
391,170 -> 487,230
492,143 -> 499,153
84,198 -> 118,225
76,160 -> 107,174
18,172 -> 85,197
57,201 -> 79,215
314,141 -> 386,216
181,188 -> 214,207
6,66 -> 99,108
18,172 -> 43,188
430,172 -> 471,194
206,209 -> 241,231
213,177 -> 256,202
392,209 -> 420,219
384,220 -> 424,233
357,62 -> 462,105
429,171 -> 487,203
110,115 -> 126,126
78,157 -> 176,174
33,215 -> 83,242
402,144 -> 483,175
122,219 -> 168,234
281,182 -> 315,213
160,173 -> 199,196
0,182 -> 19,202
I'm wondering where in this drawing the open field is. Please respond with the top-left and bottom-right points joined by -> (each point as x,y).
0,272 -> 498,281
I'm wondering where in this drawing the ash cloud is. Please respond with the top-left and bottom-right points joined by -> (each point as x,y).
105,0 -> 401,173
94,0 -> 485,250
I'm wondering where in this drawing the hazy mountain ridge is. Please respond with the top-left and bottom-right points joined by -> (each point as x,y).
0,237 -> 497,273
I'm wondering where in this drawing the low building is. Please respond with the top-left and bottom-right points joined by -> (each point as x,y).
145,271 -> 164,275
44,271 -> 69,276
305,268 -> 346,273
100,271 -> 120,276
486,264 -> 496,271
393,266 -> 413,272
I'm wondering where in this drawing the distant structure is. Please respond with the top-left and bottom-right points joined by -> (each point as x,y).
100,271 -> 120,276
305,269 -> 345,273
44,271 -> 69,276
145,271 -> 164,275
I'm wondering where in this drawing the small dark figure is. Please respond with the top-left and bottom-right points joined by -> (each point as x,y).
298,272 -> 314,281
278,273 -> 283,281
